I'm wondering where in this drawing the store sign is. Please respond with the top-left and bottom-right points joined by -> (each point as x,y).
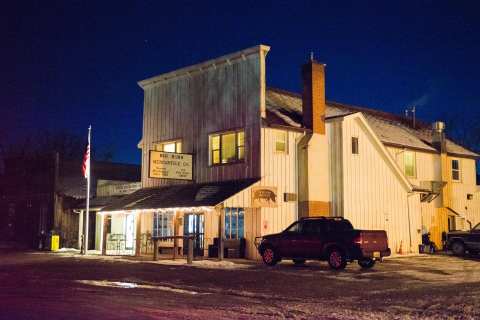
252,186 -> 278,208
149,151 -> 193,180
97,182 -> 142,197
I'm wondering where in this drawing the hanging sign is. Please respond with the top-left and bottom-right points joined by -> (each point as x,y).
252,186 -> 278,208
149,151 -> 193,180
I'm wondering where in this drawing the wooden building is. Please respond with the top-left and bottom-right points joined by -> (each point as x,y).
0,155 -> 140,249
100,45 -> 479,259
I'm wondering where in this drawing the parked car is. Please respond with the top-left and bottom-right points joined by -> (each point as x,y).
446,222 -> 480,256
256,217 -> 391,269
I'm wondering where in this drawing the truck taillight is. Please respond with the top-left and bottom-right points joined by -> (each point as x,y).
354,235 -> 363,245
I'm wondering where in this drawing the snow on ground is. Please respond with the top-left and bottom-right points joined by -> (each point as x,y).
53,251 -> 252,270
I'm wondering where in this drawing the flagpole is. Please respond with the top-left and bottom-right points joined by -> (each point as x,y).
83,125 -> 91,255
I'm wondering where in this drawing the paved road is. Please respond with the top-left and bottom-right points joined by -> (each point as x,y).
0,250 -> 479,319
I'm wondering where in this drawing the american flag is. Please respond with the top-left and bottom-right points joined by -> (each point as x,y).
82,141 -> 90,179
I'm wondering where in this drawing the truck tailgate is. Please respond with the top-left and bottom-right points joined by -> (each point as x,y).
360,230 -> 388,252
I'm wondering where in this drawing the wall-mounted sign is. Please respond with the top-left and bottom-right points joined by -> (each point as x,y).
252,186 -> 278,208
149,151 -> 193,180
97,181 -> 142,197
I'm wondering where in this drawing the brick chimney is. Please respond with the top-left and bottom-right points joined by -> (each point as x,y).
297,57 -> 330,218
302,59 -> 326,134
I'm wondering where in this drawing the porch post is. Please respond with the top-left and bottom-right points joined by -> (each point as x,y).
78,210 -> 84,250
217,206 -> 224,260
101,214 -> 108,255
173,213 -> 179,260
135,212 -> 142,256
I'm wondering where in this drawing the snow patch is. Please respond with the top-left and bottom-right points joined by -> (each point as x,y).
76,280 -> 208,295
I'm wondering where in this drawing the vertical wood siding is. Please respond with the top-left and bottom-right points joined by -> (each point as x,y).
387,145 -> 480,244
340,116 -> 421,254
140,53 -> 263,187
220,127 -> 302,259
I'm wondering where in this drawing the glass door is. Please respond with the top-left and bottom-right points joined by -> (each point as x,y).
183,213 -> 204,256
125,214 -> 135,250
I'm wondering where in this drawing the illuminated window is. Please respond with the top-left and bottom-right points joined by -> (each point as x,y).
452,159 -> 461,181
351,137 -> 359,154
154,140 -> 182,153
404,151 -> 416,177
209,130 -> 245,165
275,130 -> 288,153
153,211 -> 174,238
224,208 -> 244,239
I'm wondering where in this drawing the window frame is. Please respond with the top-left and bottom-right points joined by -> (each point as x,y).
152,211 -> 174,239
153,139 -> 182,153
274,130 -> 288,154
351,137 -> 359,155
451,158 -> 461,182
209,129 -> 245,166
404,150 -> 416,178
224,207 -> 245,239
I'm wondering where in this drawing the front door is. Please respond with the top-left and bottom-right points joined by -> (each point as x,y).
183,213 -> 204,256
125,214 -> 135,250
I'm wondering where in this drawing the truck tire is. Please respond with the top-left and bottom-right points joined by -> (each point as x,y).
451,241 -> 465,256
293,259 -> 306,265
327,248 -> 347,270
358,258 -> 376,269
261,246 -> 279,266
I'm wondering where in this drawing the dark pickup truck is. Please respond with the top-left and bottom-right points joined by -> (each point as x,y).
446,222 -> 480,256
256,217 -> 391,269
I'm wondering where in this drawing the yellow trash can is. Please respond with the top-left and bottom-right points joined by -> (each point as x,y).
51,235 -> 60,251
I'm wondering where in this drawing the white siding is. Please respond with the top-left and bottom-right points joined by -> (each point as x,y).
339,115 -> 421,254
221,127 -> 302,259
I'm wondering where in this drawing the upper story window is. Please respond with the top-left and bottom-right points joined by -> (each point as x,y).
209,130 -> 245,165
154,140 -> 182,153
351,137 -> 359,154
404,151 -> 416,177
274,130 -> 288,153
451,159 -> 461,181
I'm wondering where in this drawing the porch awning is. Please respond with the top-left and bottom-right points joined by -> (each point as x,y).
101,178 -> 259,212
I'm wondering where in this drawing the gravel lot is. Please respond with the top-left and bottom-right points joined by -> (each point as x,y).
0,250 -> 479,319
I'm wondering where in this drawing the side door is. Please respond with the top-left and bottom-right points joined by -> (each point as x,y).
278,221 -> 304,258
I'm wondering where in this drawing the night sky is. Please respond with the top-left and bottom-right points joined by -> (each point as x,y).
2,1 -> 479,164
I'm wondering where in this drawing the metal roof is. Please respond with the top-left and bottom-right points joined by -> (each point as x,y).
265,88 -> 479,158
101,178 -> 259,212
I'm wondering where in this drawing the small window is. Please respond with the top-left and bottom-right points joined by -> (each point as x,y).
209,130 -> 245,165
452,159 -> 460,181
154,140 -> 182,153
224,208 -> 244,239
275,130 -> 288,153
404,151 -> 416,177
351,137 -> 359,154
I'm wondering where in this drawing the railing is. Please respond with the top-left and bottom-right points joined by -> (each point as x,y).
152,235 -> 196,264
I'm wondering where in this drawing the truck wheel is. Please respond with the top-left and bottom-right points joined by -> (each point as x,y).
262,247 -> 278,266
328,248 -> 347,270
293,259 -> 306,265
451,241 -> 465,256
358,258 -> 376,269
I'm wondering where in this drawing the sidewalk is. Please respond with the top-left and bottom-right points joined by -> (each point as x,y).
52,249 -> 257,270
